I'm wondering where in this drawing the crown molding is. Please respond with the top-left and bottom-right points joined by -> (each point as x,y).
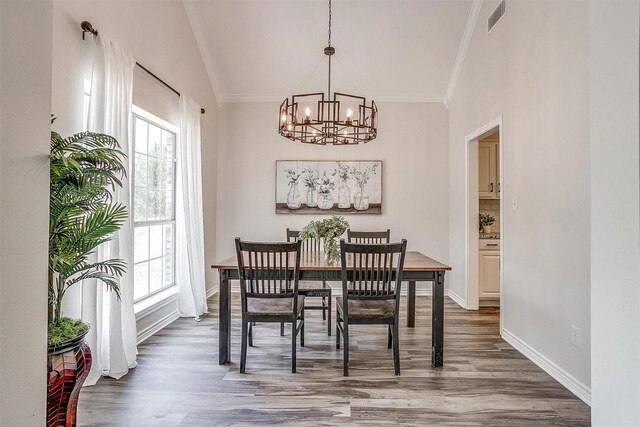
444,0 -> 483,108
219,93 -> 444,104
183,0 -> 222,105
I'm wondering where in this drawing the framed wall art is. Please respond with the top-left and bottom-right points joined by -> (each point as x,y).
275,160 -> 382,214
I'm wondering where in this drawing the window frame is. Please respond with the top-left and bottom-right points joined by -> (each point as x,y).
131,105 -> 179,303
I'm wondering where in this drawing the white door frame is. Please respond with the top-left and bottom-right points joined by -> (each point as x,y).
464,116 -> 504,323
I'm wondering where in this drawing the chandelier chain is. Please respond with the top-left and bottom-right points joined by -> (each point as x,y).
328,0 -> 332,46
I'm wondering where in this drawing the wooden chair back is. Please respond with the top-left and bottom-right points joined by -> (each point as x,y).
286,228 -> 323,253
235,238 -> 302,310
339,239 -> 407,314
346,228 -> 391,244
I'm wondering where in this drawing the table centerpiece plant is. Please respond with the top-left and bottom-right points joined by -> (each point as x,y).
299,215 -> 349,264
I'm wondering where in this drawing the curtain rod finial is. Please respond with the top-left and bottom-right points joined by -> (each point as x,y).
81,21 -> 98,40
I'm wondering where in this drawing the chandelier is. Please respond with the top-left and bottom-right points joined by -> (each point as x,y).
278,0 -> 378,145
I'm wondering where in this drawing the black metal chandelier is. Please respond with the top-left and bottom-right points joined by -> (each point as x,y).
278,0 -> 378,145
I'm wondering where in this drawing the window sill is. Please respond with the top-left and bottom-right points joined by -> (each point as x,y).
134,286 -> 178,320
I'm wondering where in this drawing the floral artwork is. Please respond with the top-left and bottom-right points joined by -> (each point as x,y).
276,160 -> 382,214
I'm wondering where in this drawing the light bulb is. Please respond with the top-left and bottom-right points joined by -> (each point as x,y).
346,108 -> 352,118
281,113 -> 287,123
305,106 -> 311,117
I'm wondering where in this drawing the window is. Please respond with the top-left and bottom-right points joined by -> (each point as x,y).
132,107 -> 178,301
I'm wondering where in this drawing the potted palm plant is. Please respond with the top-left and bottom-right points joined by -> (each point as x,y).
47,117 -> 127,427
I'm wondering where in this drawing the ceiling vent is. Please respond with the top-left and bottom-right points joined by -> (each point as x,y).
488,0 -> 506,32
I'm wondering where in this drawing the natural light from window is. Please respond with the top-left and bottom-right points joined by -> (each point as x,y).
132,109 -> 177,302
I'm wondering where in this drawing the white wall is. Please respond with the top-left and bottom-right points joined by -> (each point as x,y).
0,1 -> 52,424
590,1 -> 640,425
448,0 -> 591,399
217,102 -> 450,280
51,1 -> 219,322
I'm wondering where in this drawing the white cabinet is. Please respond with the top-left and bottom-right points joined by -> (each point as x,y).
479,240 -> 500,300
478,140 -> 500,199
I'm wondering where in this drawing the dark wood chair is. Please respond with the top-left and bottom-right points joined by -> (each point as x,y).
336,238 -> 407,376
285,229 -> 332,336
346,228 -> 391,244
235,238 -> 305,373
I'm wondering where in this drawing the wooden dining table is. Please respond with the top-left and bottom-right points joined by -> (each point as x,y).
211,250 -> 452,368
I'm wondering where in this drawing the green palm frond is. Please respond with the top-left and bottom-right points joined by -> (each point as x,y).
49,125 -> 129,324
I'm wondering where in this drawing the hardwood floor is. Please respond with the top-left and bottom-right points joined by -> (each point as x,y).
78,294 -> 590,426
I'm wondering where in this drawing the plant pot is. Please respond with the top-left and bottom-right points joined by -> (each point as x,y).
482,225 -> 491,234
47,330 -> 92,427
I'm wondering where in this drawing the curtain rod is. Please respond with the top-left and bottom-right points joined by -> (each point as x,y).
80,21 -> 205,115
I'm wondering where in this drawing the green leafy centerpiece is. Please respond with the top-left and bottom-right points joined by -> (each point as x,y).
299,215 -> 349,264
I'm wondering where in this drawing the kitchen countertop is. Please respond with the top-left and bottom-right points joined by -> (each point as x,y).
479,232 -> 501,239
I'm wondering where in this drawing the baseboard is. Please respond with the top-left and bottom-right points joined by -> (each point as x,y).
206,286 -> 217,299
446,289 -> 467,308
136,310 -> 180,345
501,328 -> 591,406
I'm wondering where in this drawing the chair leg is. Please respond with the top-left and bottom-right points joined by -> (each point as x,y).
300,310 -> 305,347
240,316 -> 248,373
322,296 -> 327,320
280,322 -> 284,336
343,322 -> 349,377
248,322 -> 253,347
388,325 -> 392,349
291,319 -> 297,373
393,321 -> 400,375
327,293 -> 332,336
336,311 -> 341,349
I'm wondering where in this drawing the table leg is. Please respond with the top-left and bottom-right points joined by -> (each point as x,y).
432,270 -> 444,367
407,281 -> 416,327
219,269 -> 231,365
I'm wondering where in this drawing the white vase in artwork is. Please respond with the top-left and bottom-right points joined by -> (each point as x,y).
306,188 -> 317,207
482,225 -> 491,234
317,193 -> 334,210
337,179 -> 351,209
353,187 -> 369,211
287,184 -> 302,209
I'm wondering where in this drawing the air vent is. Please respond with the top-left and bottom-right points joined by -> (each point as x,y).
488,0 -> 506,32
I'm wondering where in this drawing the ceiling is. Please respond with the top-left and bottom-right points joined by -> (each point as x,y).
185,0 -> 474,103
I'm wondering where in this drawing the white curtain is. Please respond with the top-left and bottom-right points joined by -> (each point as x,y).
84,34 -> 138,385
176,95 -> 208,319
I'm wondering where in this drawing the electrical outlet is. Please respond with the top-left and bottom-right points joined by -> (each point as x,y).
570,326 -> 581,348
511,196 -> 519,212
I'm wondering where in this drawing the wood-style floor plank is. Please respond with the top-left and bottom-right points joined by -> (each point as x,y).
77,294 -> 590,426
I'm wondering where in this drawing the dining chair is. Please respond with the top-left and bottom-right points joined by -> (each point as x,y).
346,228 -> 391,244
285,228 -> 332,336
235,238 -> 305,373
336,238 -> 407,376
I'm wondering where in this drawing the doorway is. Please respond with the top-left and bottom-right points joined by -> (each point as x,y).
465,117 -> 504,326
